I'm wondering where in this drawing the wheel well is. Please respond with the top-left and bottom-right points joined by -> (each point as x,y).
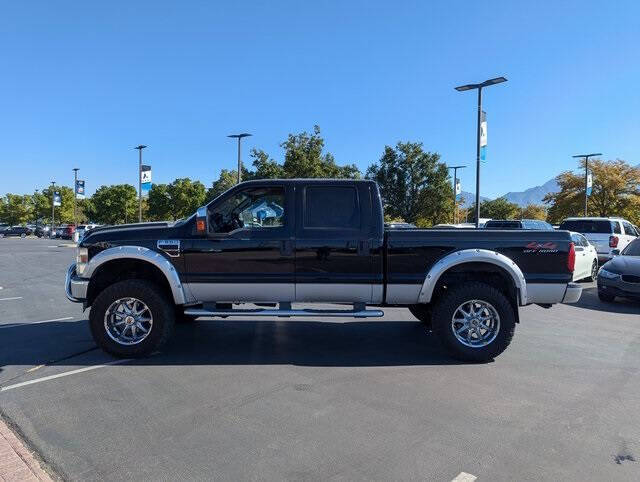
431,262 -> 520,322
86,258 -> 174,307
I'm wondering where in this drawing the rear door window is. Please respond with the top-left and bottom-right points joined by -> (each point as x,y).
622,222 -> 637,236
559,220 -> 614,233
304,186 -> 360,229
613,222 -> 621,234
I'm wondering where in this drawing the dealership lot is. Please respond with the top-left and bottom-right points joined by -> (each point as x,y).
1,238 -> 639,481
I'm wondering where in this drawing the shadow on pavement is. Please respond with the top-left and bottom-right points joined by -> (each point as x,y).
572,286 -> 640,315
0,319 -> 464,372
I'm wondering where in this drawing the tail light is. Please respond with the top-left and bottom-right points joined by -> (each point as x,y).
567,242 -> 575,272
609,236 -> 619,248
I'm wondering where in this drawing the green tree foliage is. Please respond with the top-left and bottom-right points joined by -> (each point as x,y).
366,142 -> 452,226
148,178 -> 207,220
468,197 -> 520,222
520,204 -> 548,220
90,184 -> 138,225
206,126 -> 360,199
0,194 -> 32,225
38,186 -> 75,223
545,159 -> 640,224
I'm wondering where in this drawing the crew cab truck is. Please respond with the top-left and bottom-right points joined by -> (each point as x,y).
66,179 -> 582,362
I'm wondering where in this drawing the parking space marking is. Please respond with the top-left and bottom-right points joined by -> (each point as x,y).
0,296 -> 22,301
0,316 -> 75,330
452,472 -> 477,482
0,359 -> 132,393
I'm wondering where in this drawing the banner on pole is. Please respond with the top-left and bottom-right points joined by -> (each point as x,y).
53,191 -> 61,207
141,165 -> 152,197
480,111 -> 487,147
455,179 -> 461,198
75,180 -> 85,199
586,173 -> 593,196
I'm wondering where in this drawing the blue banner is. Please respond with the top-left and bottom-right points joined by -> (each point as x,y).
75,180 -> 85,199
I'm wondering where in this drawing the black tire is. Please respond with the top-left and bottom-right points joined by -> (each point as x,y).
20,233 -> 26,238
598,290 -> 615,302
586,261 -> 598,282
89,279 -> 175,358
408,304 -> 432,328
432,282 -> 516,363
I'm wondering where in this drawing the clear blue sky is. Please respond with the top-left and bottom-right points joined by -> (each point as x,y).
2,0 -> 638,198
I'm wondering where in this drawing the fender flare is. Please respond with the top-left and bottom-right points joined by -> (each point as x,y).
83,245 -> 188,305
417,249 -> 527,305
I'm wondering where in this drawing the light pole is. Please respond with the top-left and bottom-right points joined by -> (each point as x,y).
455,76 -> 507,227
447,165 -> 466,223
134,145 -> 147,222
72,168 -> 79,228
227,133 -> 252,184
572,153 -> 602,216
50,181 -> 56,238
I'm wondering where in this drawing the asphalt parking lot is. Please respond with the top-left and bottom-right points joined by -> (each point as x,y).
1,237 -> 639,481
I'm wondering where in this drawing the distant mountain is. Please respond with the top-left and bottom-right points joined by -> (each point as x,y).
503,177 -> 559,207
458,191 -> 490,208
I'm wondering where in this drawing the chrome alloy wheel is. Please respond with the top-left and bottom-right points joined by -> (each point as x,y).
451,299 -> 500,348
104,297 -> 153,346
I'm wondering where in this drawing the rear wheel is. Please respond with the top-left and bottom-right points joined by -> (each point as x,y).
432,282 -> 515,363
598,290 -> 615,302
89,279 -> 175,357
586,260 -> 598,282
20,233 -> 26,238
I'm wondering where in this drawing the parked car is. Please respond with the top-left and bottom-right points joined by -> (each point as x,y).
484,219 -> 555,230
60,224 -> 76,240
559,217 -> 638,263
54,225 -> 68,238
597,237 -> 640,302
570,232 -> 599,281
0,226 -> 33,238
67,179 -> 582,363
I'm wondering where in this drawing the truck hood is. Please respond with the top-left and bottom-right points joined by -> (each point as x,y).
80,220 -> 188,246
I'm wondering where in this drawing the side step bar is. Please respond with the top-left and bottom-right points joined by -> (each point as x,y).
184,302 -> 384,319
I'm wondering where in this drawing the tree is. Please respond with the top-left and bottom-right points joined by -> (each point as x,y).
207,125 -> 360,201
37,186 -> 75,224
90,184 -> 138,224
0,194 -> 32,225
520,204 -> 547,220
545,159 -> 640,224
148,178 -> 207,220
366,142 -> 452,225
468,197 -> 520,222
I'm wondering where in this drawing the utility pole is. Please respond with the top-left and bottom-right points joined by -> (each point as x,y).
72,168 -> 79,228
572,153 -> 602,216
134,145 -> 147,222
50,181 -> 56,238
227,133 -> 252,183
455,77 -> 507,227
447,165 -> 466,224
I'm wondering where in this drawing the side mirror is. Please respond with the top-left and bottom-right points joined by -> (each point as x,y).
611,249 -> 620,256
195,206 -> 208,236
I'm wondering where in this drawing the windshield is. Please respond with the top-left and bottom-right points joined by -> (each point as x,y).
622,238 -> 640,256
559,220 -> 613,233
485,220 -> 521,229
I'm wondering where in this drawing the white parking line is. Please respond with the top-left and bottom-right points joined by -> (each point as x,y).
0,359 -> 132,392
0,296 -> 22,302
0,316 -> 75,330
452,472 -> 477,482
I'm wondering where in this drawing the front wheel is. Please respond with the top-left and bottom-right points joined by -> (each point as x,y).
432,282 -> 516,363
89,280 -> 175,357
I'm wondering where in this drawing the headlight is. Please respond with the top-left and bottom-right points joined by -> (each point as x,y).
76,247 -> 88,275
598,268 -> 620,280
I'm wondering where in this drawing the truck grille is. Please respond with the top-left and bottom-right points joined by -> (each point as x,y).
621,274 -> 640,283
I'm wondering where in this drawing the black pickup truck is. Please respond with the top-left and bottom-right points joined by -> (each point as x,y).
66,179 -> 582,362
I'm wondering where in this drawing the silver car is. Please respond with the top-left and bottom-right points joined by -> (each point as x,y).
597,238 -> 640,302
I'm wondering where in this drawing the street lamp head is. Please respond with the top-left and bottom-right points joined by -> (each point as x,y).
447,165 -> 467,169
572,153 -> 602,158
228,133 -> 252,139
134,145 -> 147,150
482,76 -> 508,86
73,167 -> 79,172
455,83 -> 479,92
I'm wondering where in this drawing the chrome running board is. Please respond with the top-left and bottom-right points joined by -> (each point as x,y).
184,302 -> 384,319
